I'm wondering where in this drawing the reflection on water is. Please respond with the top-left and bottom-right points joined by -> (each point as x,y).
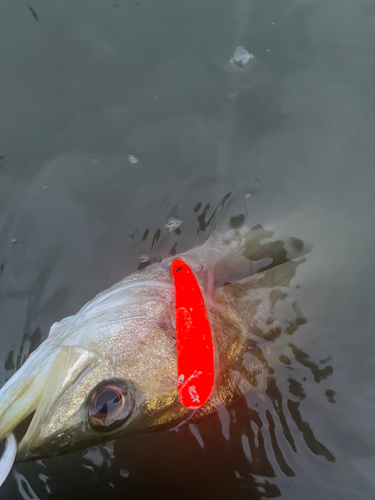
4,328 -> 41,381
1,198 -> 337,499
14,471 -> 39,500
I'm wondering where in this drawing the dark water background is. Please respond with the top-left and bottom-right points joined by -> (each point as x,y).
1,0 -> 375,498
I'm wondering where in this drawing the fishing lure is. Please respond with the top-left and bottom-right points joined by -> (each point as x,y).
171,259 -> 215,409
0,432 -> 16,487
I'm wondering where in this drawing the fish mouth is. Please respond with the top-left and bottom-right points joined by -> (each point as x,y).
0,343 -> 102,461
15,423 -> 88,462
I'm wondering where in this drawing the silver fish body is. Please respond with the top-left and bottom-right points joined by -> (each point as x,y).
0,225 -> 309,461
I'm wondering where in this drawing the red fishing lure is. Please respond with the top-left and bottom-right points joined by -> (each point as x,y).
171,259 -> 214,409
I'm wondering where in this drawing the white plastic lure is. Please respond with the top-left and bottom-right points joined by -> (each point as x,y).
0,433 -> 17,487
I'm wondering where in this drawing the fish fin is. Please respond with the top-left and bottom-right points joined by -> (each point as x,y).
211,225 -> 311,287
214,258 -> 308,346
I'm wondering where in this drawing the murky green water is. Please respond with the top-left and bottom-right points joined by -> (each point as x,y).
1,0 -> 375,498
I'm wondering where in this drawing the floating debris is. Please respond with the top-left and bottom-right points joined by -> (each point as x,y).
165,217 -> 181,232
244,193 -> 251,199
43,186 -> 48,190
230,46 -> 254,68
28,5 -> 39,21
11,238 -> 17,244
128,155 -> 139,164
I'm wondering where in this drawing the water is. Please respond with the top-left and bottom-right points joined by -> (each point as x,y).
165,217 -> 182,232
1,0 -> 375,498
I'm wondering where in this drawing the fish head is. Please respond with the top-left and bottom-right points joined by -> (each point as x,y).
0,273 -> 189,461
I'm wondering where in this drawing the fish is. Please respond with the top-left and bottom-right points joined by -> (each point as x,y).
0,224 -> 309,466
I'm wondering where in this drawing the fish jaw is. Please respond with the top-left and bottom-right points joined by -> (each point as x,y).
8,328 -> 181,460
18,345 -> 106,461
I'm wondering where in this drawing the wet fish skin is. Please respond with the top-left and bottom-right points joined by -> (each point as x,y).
0,226 -> 309,461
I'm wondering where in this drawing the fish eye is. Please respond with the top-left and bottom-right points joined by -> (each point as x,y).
87,381 -> 134,433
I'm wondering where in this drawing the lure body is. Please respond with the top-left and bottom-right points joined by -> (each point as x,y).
172,259 -> 215,409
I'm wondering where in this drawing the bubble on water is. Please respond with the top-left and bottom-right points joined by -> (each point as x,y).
230,46 -> 254,68
83,448 -> 104,467
11,238 -> 17,244
38,474 -> 51,495
165,217 -> 181,232
14,471 -> 39,500
244,193 -> 251,199
43,185 -> 48,190
128,155 -> 139,164
139,253 -> 149,263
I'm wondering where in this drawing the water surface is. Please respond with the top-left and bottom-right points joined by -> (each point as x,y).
1,0 -> 375,498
